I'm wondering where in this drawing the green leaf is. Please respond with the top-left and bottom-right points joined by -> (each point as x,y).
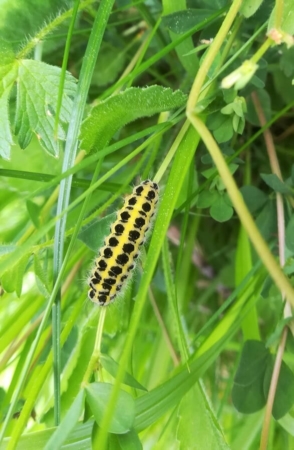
210,194 -> 234,222
0,38 -> 15,64
266,317 -> 293,347
15,60 -> 77,156
162,9 -> 215,34
207,111 -> 227,131
85,383 -> 135,434
80,86 -> 187,152
232,340 -> 270,414
255,200 -> 277,240
44,390 -> 85,450
107,429 -> 143,450
1,421 -> 93,449
286,215 -> 294,252
0,45 -> 18,159
0,54 -> 77,159
197,190 -> 218,208
233,340 -> 270,385
213,117 -> 234,143
34,254 -> 50,298
240,0 -> 264,18
78,213 -> 116,252
246,89 -> 271,126
280,47 -> 294,77
1,252 -> 30,296
261,173 -> 293,194
100,354 -> 147,392
264,358 -> 294,420
232,114 -> 245,134
268,0 -> 294,34
175,168 -> 198,209
0,89 -> 14,159
240,185 -> 268,213
91,44 -> 126,87
177,383 -> 230,450
26,200 -> 41,228
220,103 -> 234,115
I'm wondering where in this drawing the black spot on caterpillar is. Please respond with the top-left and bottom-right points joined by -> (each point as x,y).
88,180 -> 159,305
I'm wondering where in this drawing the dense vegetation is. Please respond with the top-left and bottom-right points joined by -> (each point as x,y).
1,0 -> 294,448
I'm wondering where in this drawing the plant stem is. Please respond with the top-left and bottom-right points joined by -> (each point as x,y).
188,115 -> 294,308
187,0 -> 243,111
16,0 -> 95,59
81,308 -> 107,386
52,0 -> 115,426
260,327 -> 288,450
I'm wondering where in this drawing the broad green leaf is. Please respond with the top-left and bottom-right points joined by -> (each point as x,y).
44,389 -> 85,450
177,383 -> 230,450
0,2 -> 68,43
78,213 -> 116,252
0,42 -> 17,159
255,200 -> 277,241
0,54 -> 77,159
107,429 -> 143,450
240,0 -> 264,18
232,340 -> 270,414
240,185 -> 268,213
264,358 -> 294,420
261,173 -> 293,194
234,341 -> 269,386
0,89 -> 14,159
162,9 -> 215,34
272,69 -> 294,103
15,60 -> 76,156
210,194 -> 234,222
91,44 -> 126,87
80,86 -> 187,152
280,47 -> 294,77
213,116 -> 233,143
1,252 -> 30,296
207,111 -> 227,131
220,103 -> 234,115
286,215 -> 294,252
197,190 -> 218,208
100,354 -> 147,392
85,382 -> 135,434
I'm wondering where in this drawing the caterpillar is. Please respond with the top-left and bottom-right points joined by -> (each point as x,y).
88,180 -> 159,306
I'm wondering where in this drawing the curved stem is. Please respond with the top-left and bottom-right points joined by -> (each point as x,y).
187,0 -> 243,112
187,114 -> 294,307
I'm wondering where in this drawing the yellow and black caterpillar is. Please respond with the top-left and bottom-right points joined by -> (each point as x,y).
88,180 -> 159,305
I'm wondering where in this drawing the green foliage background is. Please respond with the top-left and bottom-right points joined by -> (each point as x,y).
1,0 -> 294,449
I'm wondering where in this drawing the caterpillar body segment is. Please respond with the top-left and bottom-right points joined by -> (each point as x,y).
88,180 -> 159,306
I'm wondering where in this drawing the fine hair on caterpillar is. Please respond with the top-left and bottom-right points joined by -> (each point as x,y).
88,180 -> 159,306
